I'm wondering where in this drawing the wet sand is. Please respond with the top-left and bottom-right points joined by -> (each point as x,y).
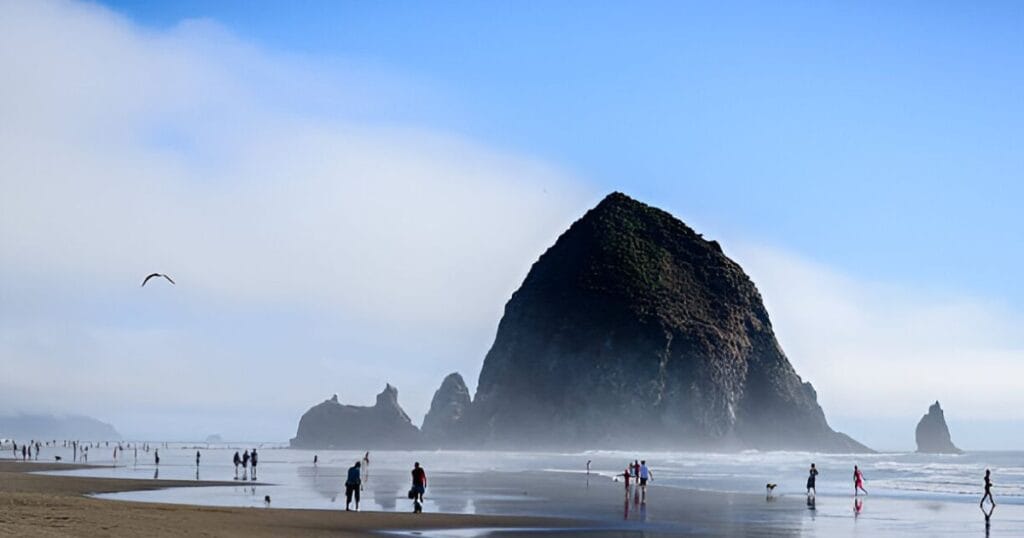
0,461 -> 579,537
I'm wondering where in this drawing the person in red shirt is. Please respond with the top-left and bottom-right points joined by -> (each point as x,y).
411,462 -> 427,513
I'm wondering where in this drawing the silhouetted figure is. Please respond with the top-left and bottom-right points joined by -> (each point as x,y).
250,449 -> 258,480
154,449 -> 160,466
806,463 -> 819,497
242,450 -> 250,480
314,455 -> 318,467
981,469 -> 996,507
586,460 -> 591,475
196,450 -> 201,468
411,462 -> 427,513
345,461 -> 362,511
362,452 -> 370,482
233,451 -> 241,479
854,465 -> 868,496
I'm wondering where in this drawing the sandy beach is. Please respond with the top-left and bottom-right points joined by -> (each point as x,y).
0,461 -> 580,537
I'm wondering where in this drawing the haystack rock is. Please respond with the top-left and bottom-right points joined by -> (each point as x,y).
464,192 -> 869,452
915,401 -> 962,454
421,372 -> 472,444
289,385 -> 420,449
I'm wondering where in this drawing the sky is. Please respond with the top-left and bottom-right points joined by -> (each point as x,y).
1,0 -> 1022,449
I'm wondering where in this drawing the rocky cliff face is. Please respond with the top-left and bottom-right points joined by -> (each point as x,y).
289,385 -> 420,449
421,372 -> 471,443
915,401 -> 961,454
465,192 -> 868,452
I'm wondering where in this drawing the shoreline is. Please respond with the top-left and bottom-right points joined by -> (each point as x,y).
0,461 -> 583,537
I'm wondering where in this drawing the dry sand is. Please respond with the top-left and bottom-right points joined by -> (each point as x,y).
0,461 -> 576,537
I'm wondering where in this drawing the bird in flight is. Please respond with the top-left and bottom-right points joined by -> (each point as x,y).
141,273 -> 176,287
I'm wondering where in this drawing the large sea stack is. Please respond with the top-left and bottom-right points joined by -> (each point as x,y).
290,385 -> 420,449
915,401 -> 962,454
465,192 -> 868,452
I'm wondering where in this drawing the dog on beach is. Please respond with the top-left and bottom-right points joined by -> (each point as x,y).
54,456 -> 62,462
264,495 -> 271,507
766,483 -> 777,496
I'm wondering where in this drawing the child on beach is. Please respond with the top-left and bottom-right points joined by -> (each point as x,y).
854,465 -> 867,496
806,463 -> 818,497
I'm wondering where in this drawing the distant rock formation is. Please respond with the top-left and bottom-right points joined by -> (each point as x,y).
462,192 -> 869,452
421,372 -> 471,443
0,413 -> 120,441
915,401 -> 962,454
205,434 -> 224,444
289,385 -> 420,449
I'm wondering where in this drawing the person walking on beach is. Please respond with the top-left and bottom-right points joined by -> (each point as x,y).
250,449 -> 258,480
586,460 -> 591,475
620,466 -> 632,491
196,450 -> 201,468
154,449 -> 160,466
233,451 -> 241,479
242,450 -> 250,480
410,462 -> 427,513
981,469 -> 996,507
362,452 -> 370,482
345,461 -> 362,511
854,465 -> 867,496
806,463 -> 819,497
639,460 -> 653,496
314,454 -> 318,467
632,460 -> 640,481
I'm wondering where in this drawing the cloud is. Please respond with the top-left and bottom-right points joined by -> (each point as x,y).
732,244 -> 1024,429
0,0 -> 594,438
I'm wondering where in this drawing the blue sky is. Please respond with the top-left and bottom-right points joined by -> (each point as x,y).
105,0 -> 1024,303
2,0 -> 1022,448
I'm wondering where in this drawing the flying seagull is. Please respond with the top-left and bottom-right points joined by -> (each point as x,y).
141,273 -> 176,287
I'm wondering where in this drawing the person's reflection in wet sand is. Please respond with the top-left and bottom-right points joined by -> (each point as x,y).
623,489 -> 630,520
807,494 -> 816,511
981,504 -> 995,537
633,483 -> 641,506
854,497 -> 863,518
195,469 -> 200,481
153,468 -> 159,480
